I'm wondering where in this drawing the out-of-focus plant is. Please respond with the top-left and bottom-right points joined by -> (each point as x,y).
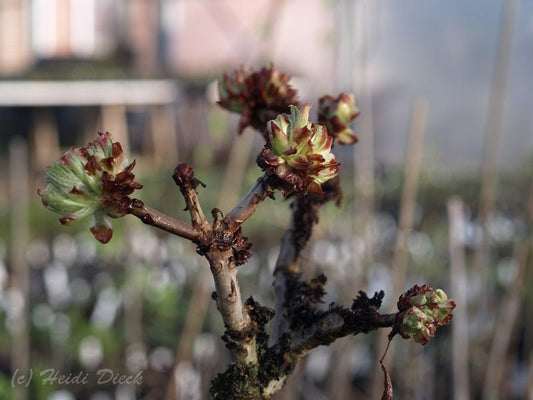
39,65 -> 454,399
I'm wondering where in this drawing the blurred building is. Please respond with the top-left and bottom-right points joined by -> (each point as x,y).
1,1 -> 530,168
0,0 -> 160,76
0,0 -> 32,74
0,0 -> 335,82
0,0 -> 337,170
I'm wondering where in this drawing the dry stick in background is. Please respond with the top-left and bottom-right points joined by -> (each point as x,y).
120,119 -> 145,398
325,1 -> 378,396
32,109 -> 60,172
483,239 -> 529,398
9,138 -> 30,400
371,97 -> 428,399
122,219 -> 146,398
473,0 -> 520,388
474,0 -> 519,272
528,182 -> 533,400
149,104 -> 179,165
352,0 -> 376,286
529,367 -> 533,400
101,104 -> 129,152
484,180 -> 533,399
447,197 -> 471,400
166,125 -> 255,400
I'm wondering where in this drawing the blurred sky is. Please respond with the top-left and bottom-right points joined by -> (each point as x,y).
349,0 -> 533,171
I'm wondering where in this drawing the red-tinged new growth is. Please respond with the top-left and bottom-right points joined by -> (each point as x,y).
217,65 -> 298,133
318,93 -> 360,145
257,104 -> 339,195
396,284 -> 456,345
38,132 -> 142,243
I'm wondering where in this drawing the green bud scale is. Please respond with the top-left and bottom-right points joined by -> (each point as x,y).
258,104 -> 339,195
38,132 -> 142,243
397,284 -> 456,345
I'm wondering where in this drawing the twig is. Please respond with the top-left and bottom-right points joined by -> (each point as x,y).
128,199 -> 201,242
447,197 -> 471,400
389,98 -> 428,302
289,308 -> 396,358
483,178 -> 532,398
9,138 -> 30,400
352,0 -> 376,284
379,338 -> 393,400
483,239 -> 529,398
226,174 -> 272,231
172,164 -> 210,232
217,128 -> 255,212
474,0 -> 520,272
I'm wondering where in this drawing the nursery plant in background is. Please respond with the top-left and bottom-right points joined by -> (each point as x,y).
39,65 -> 455,399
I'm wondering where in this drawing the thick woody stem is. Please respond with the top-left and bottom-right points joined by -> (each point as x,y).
172,164 -> 259,362
211,290 -> 398,400
270,184 -> 335,344
128,199 -> 201,242
289,310 -> 397,359
207,249 -> 255,362
207,251 -> 251,330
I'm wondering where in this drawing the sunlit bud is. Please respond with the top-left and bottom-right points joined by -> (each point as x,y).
258,104 -> 339,195
38,132 -> 142,243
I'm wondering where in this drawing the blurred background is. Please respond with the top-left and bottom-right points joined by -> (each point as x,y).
0,0 -> 532,399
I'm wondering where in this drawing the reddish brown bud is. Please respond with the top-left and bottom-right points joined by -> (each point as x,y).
218,65 -> 299,133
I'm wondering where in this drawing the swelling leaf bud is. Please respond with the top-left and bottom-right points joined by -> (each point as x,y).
258,104 -> 339,195
397,284 -> 456,345
217,66 -> 251,115
217,65 -> 298,134
38,132 -> 142,243
318,93 -> 360,145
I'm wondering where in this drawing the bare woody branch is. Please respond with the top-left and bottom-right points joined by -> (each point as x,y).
128,198 -> 201,242
270,178 -> 342,343
288,295 -> 397,358
169,163 -> 257,362
270,218 -> 301,344
205,249 -> 256,363
211,290 -> 398,400
225,174 -> 273,232
172,163 -> 210,231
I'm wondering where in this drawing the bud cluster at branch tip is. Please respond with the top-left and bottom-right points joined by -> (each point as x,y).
318,93 -> 360,145
38,132 -> 142,243
217,65 -> 298,133
257,104 -> 339,195
396,284 -> 456,345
